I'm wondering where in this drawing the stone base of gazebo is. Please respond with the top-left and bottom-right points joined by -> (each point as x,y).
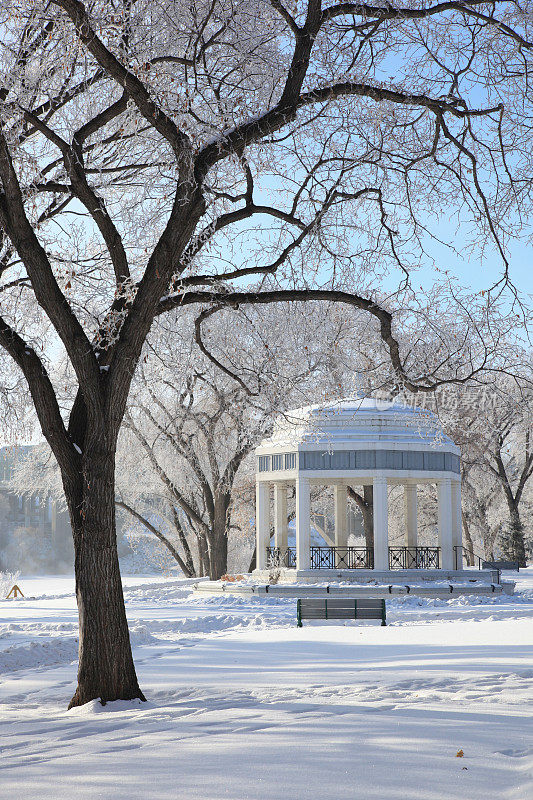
251,567 -> 502,585
194,571 -> 515,598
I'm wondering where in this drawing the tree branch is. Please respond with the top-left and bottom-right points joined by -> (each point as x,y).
196,81 -> 499,179
322,2 -> 533,51
0,133 -> 102,412
162,287 -> 496,393
117,500 -> 194,577
52,0 -> 192,163
0,314 -> 78,473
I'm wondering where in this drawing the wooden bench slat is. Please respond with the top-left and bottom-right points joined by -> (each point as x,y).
299,600 -> 383,609
302,611 -> 355,618
353,611 -> 384,618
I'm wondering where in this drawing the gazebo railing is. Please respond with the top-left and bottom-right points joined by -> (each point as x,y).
388,546 -> 440,569
453,545 -> 484,569
266,546 -> 297,568
266,546 -> 373,569
310,546 -> 374,569
267,545 -> 441,569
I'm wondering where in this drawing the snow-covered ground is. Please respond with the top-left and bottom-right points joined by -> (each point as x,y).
1,571 -> 532,800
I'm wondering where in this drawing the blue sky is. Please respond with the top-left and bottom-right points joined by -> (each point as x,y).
412,220 -> 532,298
238,170 -> 532,302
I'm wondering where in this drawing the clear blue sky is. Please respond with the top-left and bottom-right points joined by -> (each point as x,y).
407,219 -> 532,298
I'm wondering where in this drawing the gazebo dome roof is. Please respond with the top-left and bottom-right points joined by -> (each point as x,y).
259,397 -> 457,452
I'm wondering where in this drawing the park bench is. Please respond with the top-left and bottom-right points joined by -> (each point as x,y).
296,598 -> 386,627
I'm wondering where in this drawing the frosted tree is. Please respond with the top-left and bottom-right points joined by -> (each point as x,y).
431,374 -> 533,564
0,0 -> 531,706
479,388 -> 532,565
120,302 -> 360,578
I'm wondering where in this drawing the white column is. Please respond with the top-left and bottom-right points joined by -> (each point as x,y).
296,476 -> 311,570
334,484 -> 348,548
438,478 -> 454,570
452,481 -> 463,568
255,481 -> 270,570
373,476 -> 389,570
274,483 -> 288,550
404,484 -> 418,549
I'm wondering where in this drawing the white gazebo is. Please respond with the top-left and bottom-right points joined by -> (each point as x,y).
254,398 -> 463,577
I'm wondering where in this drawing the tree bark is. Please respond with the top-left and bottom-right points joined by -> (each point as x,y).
196,531 -> 210,577
170,505 -> 196,577
65,446 -> 145,708
207,495 -> 229,579
209,534 -> 228,580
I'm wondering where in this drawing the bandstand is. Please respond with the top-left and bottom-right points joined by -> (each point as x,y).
254,398 -> 464,580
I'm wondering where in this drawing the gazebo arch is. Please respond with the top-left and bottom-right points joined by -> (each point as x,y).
254,398 -> 462,576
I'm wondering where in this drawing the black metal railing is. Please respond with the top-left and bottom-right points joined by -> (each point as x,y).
267,545 -> 445,570
266,546 -> 373,569
453,545 -> 483,569
453,545 -> 519,578
388,546 -> 440,569
266,546 -> 296,568
310,546 -> 374,569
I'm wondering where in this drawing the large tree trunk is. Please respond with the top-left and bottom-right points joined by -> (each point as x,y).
66,445 -> 145,708
196,530 -> 210,577
207,496 -> 229,579
209,535 -> 228,580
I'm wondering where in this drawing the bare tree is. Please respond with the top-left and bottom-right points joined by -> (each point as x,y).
119,302 -> 358,578
121,372 -> 257,579
461,463 -> 500,562
428,376 -> 533,564
485,397 -> 532,565
0,0 -> 531,707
